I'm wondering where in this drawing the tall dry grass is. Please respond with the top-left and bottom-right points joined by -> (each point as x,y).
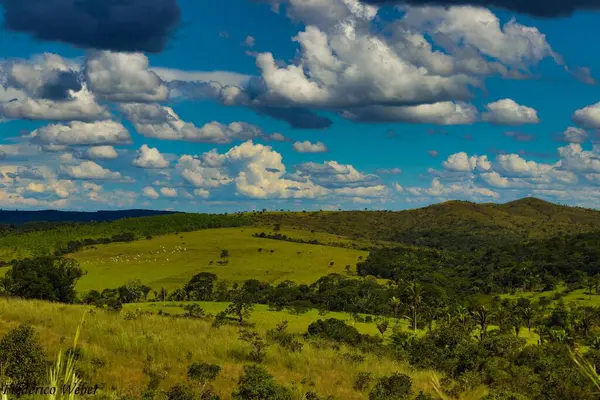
0,299 -> 486,399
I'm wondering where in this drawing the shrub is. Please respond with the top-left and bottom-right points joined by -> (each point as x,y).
232,365 -> 292,400
166,384 -> 195,400
369,373 -> 412,400
353,372 -> 373,391
188,362 -> 221,383
239,330 -> 269,363
306,319 -> 362,345
183,304 -> 206,319
267,321 -> 303,353
0,325 -> 48,391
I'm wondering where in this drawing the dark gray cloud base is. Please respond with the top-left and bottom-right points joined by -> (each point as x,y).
1,0 -> 181,53
360,0 -> 600,17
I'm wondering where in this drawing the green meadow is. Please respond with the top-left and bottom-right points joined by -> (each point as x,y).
71,227 -> 369,293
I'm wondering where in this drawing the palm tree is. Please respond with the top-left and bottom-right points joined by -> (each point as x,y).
536,325 -> 551,345
406,282 -> 422,331
390,296 -> 402,327
471,305 -> 492,341
520,306 -> 536,335
454,305 -> 470,333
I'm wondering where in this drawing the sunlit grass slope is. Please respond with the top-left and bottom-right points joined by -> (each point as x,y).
0,299 -> 488,400
72,227 -> 368,292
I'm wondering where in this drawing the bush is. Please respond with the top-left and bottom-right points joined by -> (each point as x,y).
188,362 -> 221,384
0,325 -> 48,391
166,384 -> 195,400
369,373 -> 412,400
353,372 -> 373,391
307,319 -> 362,345
183,304 -> 206,319
267,321 -> 303,353
239,330 -> 268,363
232,365 -> 292,400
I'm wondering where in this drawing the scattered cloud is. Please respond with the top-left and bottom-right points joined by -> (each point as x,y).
293,140 -> 328,153
133,145 -> 170,169
482,99 -> 540,126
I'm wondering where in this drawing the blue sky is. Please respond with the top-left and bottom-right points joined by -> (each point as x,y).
1,0 -> 600,212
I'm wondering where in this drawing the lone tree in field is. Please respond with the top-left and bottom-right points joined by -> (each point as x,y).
220,249 -> 229,258
216,289 -> 254,325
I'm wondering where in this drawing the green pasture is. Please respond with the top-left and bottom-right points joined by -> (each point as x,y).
71,227 -> 369,293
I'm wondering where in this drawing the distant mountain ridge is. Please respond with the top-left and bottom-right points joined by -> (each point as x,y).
0,209 -> 179,225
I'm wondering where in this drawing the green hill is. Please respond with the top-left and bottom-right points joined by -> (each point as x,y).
254,198 -> 600,251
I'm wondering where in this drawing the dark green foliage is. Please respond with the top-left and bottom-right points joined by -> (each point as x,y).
369,373 -> 412,400
1,256 -> 84,303
232,365 -> 292,400
0,325 -> 47,391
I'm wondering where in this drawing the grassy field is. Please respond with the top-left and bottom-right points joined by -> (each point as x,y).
0,298 -> 488,400
125,301 -> 540,346
70,227 -> 369,293
124,301 -> 414,338
502,286 -> 600,307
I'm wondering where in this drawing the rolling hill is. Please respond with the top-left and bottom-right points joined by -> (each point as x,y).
254,198 -> 600,250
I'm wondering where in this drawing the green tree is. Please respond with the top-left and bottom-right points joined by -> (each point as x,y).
2,256 -> 84,303
186,272 -> 218,301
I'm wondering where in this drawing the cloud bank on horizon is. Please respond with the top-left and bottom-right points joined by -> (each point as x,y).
0,0 -> 599,212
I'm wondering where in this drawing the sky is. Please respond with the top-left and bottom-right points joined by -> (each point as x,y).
1,0 -> 600,212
